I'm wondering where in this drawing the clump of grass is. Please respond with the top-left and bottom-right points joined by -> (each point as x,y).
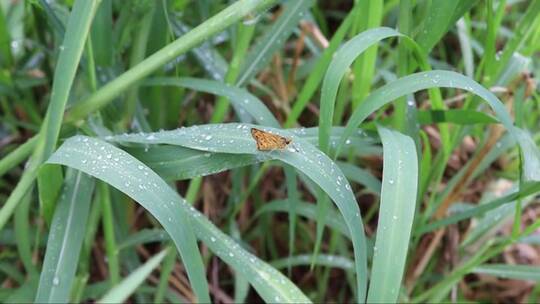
1,0 -> 539,303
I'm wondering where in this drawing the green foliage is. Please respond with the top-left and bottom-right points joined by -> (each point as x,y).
1,0 -> 539,303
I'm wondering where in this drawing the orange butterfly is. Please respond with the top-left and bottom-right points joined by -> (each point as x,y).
251,128 -> 292,151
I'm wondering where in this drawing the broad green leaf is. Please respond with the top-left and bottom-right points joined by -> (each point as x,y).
125,127 -> 378,181
35,169 -> 95,303
127,145 -> 258,181
48,135 -> 310,303
367,126 -> 418,303
48,137 -> 210,302
319,27 -> 426,155
338,70 -> 540,182
107,123 -> 368,301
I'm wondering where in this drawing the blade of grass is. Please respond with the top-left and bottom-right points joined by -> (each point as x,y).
337,70 -> 540,183
99,182 -> 120,285
284,2 -> 358,127
35,169 -> 95,303
0,137 -> 37,178
48,137 -> 210,302
107,123 -> 367,301
98,249 -> 168,304
236,0 -> 313,86
65,0 -> 280,122
473,264 -> 540,282
418,182 -> 540,234
351,0 -> 383,107
14,191 -> 37,276
0,0 -> 99,233
367,126 -> 418,303
271,254 -> 354,271
48,135 -> 310,303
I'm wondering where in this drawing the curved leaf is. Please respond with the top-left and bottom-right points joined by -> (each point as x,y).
48,135 -> 310,303
338,70 -> 540,182
319,27 -> 427,155
367,126 -> 418,303
107,123 -> 368,301
48,137 -> 210,302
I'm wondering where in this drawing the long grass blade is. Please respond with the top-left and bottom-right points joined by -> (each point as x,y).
98,250 -> 168,304
48,135 -> 310,303
106,123 -> 368,301
367,126 -> 418,303
338,70 -> 540,182
35,169 -> 95,303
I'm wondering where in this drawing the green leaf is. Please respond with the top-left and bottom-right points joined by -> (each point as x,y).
473,264 -> 540,282
338,70 -> 540,183
271,254 -> 354,271
47,137 -> 210,302
35,169 -> 95,303
320,27 -> 397,153
416,0 -> 459,51
98,250 -> 168,303
118,229 -> 169,251
237,0 -> 313,86
127,145 -> 258,181
65,0 -> 281,121
37,165 -> 64,226
48,135 -> 310,303
417,110 -> 498,125
107,123 -> 367,301
0,0 -> 100,234
337,162 -> 381,195
285,3 -> 357,127
367,126 -> 418,303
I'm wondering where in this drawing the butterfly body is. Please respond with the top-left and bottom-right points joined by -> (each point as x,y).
250,128 -> 292,151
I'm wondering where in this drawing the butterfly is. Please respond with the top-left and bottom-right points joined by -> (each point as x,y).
251,128 -> 292,151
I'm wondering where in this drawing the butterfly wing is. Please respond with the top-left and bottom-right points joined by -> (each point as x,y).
251,128 -> 268,150
251,128 -> 291,151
